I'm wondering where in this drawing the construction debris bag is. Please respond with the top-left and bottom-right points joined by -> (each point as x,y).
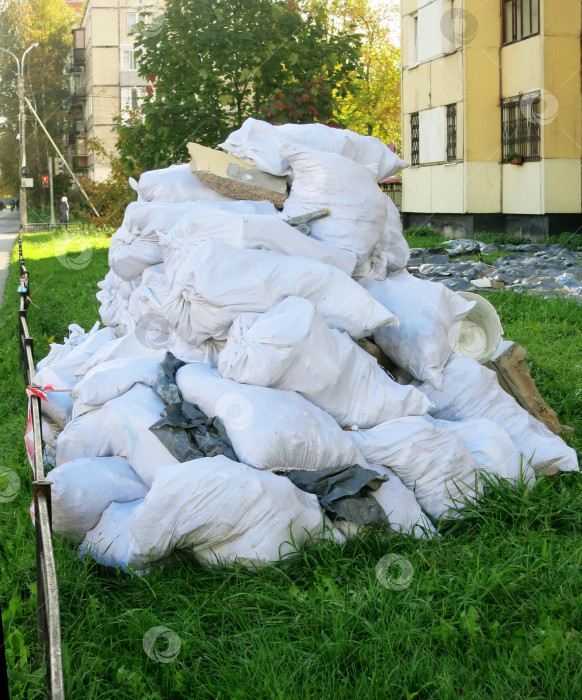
349,416 -> 479,520
353,196 -> 410,279
36,323 -> 97,372
130,163 -> 236,203
176,362 -> 366,472
366,464 -> 436,538
220,118 -> 407,181
362,270 -> 476,389
56,384 -> 178,487
428,416 -> 534,484
163,239 -> 395,345
50,456 -> 148,543
413,353 -> 579,478
218,297 -> 431,428
72,357 -> 161,417
108,202 -> 198,281
35,323 -> 116,388
160,207 -> 357,284
79,499 -> 144,573
129,456 -> 328,569
281,151 -> 389,267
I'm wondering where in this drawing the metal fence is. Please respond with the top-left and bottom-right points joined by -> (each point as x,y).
17,232 -> 65,699
25,222 -> 86,233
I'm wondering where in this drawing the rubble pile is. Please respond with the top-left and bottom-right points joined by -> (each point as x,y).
33,119 -> 579,573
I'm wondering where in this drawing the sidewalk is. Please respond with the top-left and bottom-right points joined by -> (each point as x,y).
0,210 -> 20,311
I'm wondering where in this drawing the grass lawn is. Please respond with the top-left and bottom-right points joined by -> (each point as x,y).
1,230 -> 581,699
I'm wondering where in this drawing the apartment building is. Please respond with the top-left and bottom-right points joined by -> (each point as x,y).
70,0 -> 165,180
401,1 -> 582,236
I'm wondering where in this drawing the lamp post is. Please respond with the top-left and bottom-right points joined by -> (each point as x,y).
0,42 -> 38,230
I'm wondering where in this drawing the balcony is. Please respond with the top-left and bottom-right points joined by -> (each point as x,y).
72,28 -> 85,66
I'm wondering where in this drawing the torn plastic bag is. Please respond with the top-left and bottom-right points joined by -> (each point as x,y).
281,151 -> 388,267
132,163 -> 236,203
413,353 -> 579,478
50,456 -> 148,543
163,239 -> 395,345
56,383 -> 178,487
218,297 -> 431,429
160,207 -> 357,286
427,416 -> 534,484
220,118 -> 408,181
147,352 -> 237,463
349,416 -> 479,520
280,464 -> 388,526
72,357 -> 161,417
362,270 -> 476,389
176,362 -> 366,472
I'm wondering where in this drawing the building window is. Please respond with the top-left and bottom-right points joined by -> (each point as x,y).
410,113 -> 419,165
121,46 -> 138,71
127,12 -> 146,35
503,0 -> 540,45
412,14 -> 418,66
446,104 -> 457,162
501,92 -> 541,162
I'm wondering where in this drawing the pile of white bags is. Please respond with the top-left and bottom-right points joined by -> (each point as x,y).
34,118 -> 577,574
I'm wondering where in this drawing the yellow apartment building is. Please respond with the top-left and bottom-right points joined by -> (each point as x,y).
401,0 -> 582,236
70,0 -> 165,181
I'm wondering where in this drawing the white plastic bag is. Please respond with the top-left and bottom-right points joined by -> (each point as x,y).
50,456 -> 148,542
176,362 -> 366,472
35,323 -> 93,372
367,464 -> 436,538
353,196 -> 410,279
362,270 -> 476,389
218,297 -> 431,428
281,151 -> 389,266
414,353 -> 579,477
163,239 -> 395,345
56,384 -> 178,487
129,456 -> 328,569
72,357 -> 161,416
160,205 -> 357,284
349,416 -> 479,519
132,163 -> 235,203
428,416 -> 534,484
220,118 -> 407,181
79,499 -> 144,572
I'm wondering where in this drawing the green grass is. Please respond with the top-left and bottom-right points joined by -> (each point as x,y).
404,227 -> 582,253
1,231 -> 581,699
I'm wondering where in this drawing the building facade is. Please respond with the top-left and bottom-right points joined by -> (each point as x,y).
69,0 -> 165,181
401,0 -> 582,236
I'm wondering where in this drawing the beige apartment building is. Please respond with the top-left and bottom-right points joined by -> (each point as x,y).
401,0 -> 582,236
70,0 -> 165,180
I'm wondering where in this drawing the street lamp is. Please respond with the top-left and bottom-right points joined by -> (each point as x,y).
0,42 -> 38,230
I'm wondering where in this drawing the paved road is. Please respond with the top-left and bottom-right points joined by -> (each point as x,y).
0,209 -> 20,311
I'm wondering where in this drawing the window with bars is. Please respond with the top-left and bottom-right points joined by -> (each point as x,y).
503,0 -> 540,45
501,92 -> 541,162
410,113 -> 419,165
446,104 -> 457,162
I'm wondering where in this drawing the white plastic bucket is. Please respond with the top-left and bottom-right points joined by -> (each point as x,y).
453,292 -> 502,364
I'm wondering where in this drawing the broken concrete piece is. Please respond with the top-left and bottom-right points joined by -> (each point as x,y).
485,342 -> 565,436
188,143 -> 288,207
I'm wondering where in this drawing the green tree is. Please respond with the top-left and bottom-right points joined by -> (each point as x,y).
116,0 -> 361,175
0,0 -> 75,206
318,0 -> 401,147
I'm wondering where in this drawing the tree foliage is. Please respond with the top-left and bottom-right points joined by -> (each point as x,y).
317,0 -> 401,147
0,0 -> 75,202
116,0 -> 361,175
